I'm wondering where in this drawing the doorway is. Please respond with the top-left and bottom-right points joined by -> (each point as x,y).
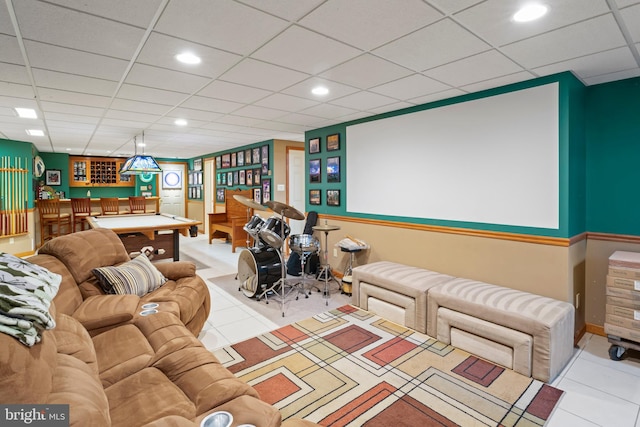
158,162 -> 187,217
287,147 -> 305,236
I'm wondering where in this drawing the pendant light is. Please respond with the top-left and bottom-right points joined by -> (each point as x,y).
119,131 -> 162,175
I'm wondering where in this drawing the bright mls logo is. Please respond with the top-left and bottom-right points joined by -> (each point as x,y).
1,405 -> 69,426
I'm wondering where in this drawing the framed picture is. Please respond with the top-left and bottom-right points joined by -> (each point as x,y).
227,171 -> 233,186
239,169 -> 245,185
309,189 -> 321,205
309,159 -> 321,183
45,169 -> 61,186
245,149 -> 252,165
195,187 -> 201,199
233,170 -> 239,186
254,169 -> 261,185
246,169 -> 253,186
261,145 -> 269,175
327,134 -> 340,151
327,156 -> 340,182
221,172 -> 226,185
237,151 -> 244,167
262,179 -> 271,203
252,147 -> 260,164
162,170 -> 182,189
231,152 -> 237,168
216,189 -> 225,203
253,188 -> 262,204
327,189 -> 340,206
309,137 -> 320,154
193,158 -> 202,171
216,156 -> 222,169
221,154 -> 230,168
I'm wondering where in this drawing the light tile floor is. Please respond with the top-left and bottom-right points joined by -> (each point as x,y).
180,234 -> 640,427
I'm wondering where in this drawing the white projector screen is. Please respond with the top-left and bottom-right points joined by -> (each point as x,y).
346,83 -> 559,229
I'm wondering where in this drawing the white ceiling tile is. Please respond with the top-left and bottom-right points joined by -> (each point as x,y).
454,0 -> 612,47
14,0 -> 145,59
461,71 -> 537,94
213,115 -> 263,127
198,81 -> 272,103
320,54 -> 413,89
237,0 -> 323,21
252,25 -> 361,74
0,2 -> 15,36
25,41 -> 128,81
109,99 -> 171,116
501,14 -> 627,69
125,63 -> 210,94
38,88 -> 110,108
329,91 -> 398,111
180,96 -> 244,114
275,112 -> 327,127
300,0 -> 443,50
426,0 -> 485,14
44,113 -> 100,125
226,105 -> 287,121
620,4 -> 640,42
116,84 -> 188,106
0,63 -> 30,85
582,68 -> 640,85
254,93 -> 319,112
220,58 -> 309,91
424,50 -> 524,87
251,120 -> 308,133
368,101 -> 415,115
614,0 -> 640,9
369,74 -> 451,100
0,34 -> 23,65
155,0 -> 288,55
40,101 -> 105,117
533,47 -> 637,80
374,18 -> 491,71
300,103 -> 359,119
44,0 -> 165,27
32,69 -> 117,96
104,109 -> 161,123
167,108 -> 224,122
408,88 -> 467,105
281,77 -> 360,101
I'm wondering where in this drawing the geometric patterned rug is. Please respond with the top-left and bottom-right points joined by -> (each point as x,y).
213,305 -> 563,426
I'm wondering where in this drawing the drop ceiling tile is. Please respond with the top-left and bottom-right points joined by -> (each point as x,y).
180,96 -> 244,114
45,0 -> 164,27
24,41 -> 128,81
369,73 -> 451,100
237,0 -> 323,21
0,63 -> 29,85
40,101 -> 105,117
109,99 -> 172,116
0,35 -> 23,65
156,116 -> 207,128
213,115 -> 263,127
14,0 -> 145,59
32,69 -> 117,96
426,0 -> 485,14
368,101 -> 415,115
117,84 -> 188,106
252,25 -> 361,74
38,88 -> 110,108
583,68 -> 640,85
501,14 -> 627,69
0,2 -> 15,36
220,58 -> 309,92
275,112 -> 327,127
0,82 -> 35,99
282,77 -> 360,102
454,0 -> 611,47
198,81 -> 272,103
424,50 -> 524,87
167,108 -> 224,122
620,4 -> 640,42
155,0 -> 288,55
104,109 -> 161,124
137,32 -> 242,79
251,120 -> 308,133
300,103 -> 360,119
615,0 -> 640,7
44,113 -> 100,125
301,0 -> 442,51
533,47 -> 637,80
101,118 -> 154,130
125,63 -> 210,94
319,54 -> 413,89
408,88 -> 467,105
254,93 -> 319,112
461,71 -> 536,93
329,91 -> 398,110
374,18 -> 490,71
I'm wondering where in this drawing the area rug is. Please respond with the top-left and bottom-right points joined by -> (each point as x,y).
213,305 -> 563,426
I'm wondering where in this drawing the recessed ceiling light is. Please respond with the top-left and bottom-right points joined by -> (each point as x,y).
176,52 -> 201,65
311,86 -> 329,96
513,4 -> 548,22
26,129 -> 44,136
15,108 -> 37,119
137,142 -> 146,147
175,119 -> 188,126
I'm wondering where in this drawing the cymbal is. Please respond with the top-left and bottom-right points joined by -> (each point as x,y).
233,195 -> 266,211
266,200 -> 305,220
313,223 -> 341,232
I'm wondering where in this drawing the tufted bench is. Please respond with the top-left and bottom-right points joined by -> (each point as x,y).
352,261 -> 575,383
351,261 -> 456,334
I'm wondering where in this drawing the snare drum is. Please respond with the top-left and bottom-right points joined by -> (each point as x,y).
243,215 -> 265,240
237,247 -> 283,298
259,217 -> 290,248
289,234 -> 320,254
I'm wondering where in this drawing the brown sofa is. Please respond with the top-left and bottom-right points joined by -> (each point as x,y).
0,229 -> 317,427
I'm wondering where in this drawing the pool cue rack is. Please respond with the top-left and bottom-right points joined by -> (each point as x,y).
0,156 -> 29,237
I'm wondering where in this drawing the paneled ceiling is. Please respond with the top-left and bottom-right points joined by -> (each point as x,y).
1,0 -> 639,159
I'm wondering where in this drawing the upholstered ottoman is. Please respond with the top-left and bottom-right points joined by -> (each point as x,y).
427,278 -> 575,382
351,261 -> 456,333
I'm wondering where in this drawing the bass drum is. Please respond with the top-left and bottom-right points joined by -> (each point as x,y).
259,217 -> 290,248
237,247 -> 283,298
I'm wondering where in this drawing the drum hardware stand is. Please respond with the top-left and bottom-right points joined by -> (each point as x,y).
313,221 -> 341,306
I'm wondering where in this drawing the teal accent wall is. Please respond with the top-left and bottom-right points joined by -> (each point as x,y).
305,72 -> 586,239
586,76 -> 640,235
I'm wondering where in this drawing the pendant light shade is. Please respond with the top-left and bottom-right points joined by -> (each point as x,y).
119,132 -> 162,175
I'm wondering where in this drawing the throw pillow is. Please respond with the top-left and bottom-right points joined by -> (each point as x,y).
93,254 -> 167,296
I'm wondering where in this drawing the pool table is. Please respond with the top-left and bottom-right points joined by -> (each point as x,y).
87,213 -> 201,261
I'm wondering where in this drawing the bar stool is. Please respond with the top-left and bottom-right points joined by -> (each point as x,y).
38,198 -> 71,247
128,196 -> 147,214
100,197 -> 127,215
70,197 -> 100,232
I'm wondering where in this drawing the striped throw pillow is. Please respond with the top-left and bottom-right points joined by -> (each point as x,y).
93,254 -> 166,296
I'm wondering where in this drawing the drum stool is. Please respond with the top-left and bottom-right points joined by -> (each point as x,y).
340,247 -> 361,297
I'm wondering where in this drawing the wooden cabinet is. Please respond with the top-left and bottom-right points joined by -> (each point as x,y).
69,156 -> 134,187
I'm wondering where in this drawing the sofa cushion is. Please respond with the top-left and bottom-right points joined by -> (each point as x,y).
29,254 -> 83,317
93,254 -> 167,296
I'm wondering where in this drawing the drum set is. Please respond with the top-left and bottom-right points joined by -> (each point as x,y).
234,196 -> 336,316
